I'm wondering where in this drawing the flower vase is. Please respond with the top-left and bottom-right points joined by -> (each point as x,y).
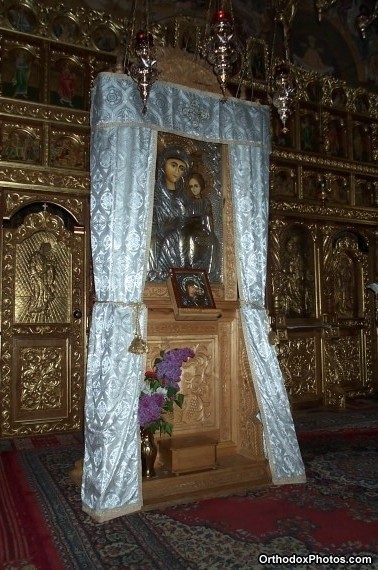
140,428 -> 157,478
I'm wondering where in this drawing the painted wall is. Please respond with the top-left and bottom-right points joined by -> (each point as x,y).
81,0 -> 377,91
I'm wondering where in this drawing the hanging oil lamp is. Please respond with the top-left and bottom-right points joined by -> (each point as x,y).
125,0 -> 158,113
201,4 -> 241,98
129,28 -> 158,113
355,3 -> 378,39
272,62 -> 295,134
269,1 -> 297,133
314,0 -> 337,22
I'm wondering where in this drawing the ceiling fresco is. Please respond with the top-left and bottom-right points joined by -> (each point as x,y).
80,0 -> 377,90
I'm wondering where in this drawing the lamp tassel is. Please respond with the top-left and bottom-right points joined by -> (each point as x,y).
128,304 -> 148,354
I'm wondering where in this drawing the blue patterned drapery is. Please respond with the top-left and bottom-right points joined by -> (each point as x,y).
83,73 -> 305,522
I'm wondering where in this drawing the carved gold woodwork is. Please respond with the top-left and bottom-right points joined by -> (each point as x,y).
0,98 -> 88,123
4,190 -> 85,222
322,226 -> 374,399
0,2 -> 377,433
147,307 -> 264,457
269,212 -> 376,408
323,331 -> 368,408
238,324 -> 264,459
271,198 -> 378,224
147,337 -> 218,434
20,346 -> 63,410
0,165 -> 89,192
322,225 -> 369,317
14,211 -> 71,324
0,205 -> 87,436
277,335 -> 319,401
15,341 -> 67,422
269,220 -> 317,319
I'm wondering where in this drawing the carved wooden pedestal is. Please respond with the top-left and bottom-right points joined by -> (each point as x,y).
142,454 -> 270,510
159,434 -> 218,475
69,302 -> 270,507
138,302 -> 269,507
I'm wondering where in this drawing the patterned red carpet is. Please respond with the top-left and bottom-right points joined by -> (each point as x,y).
0,416 -> 377,569
293,399 -> 378,435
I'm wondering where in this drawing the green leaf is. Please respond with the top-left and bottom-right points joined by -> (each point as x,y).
164,423 -> 173,435
175,393 -> 184,408
164,401 -> 174,412
144,420 -> 159,434
167,386 -> 177,398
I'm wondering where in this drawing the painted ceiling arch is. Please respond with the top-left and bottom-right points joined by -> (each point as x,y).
79,0 -> 377,91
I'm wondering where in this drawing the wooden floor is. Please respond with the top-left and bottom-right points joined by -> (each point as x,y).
142,454 -> 271,510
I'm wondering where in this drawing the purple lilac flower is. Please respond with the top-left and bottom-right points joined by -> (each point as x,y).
138,392 -> 165,427
155,348 -> 195,384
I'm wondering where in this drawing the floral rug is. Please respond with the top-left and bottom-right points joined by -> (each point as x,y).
1,428 -> 377,569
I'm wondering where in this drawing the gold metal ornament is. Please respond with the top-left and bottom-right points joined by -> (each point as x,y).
128,333 -> 148,354
268,330 -> 279,346
128,304 -> 148,354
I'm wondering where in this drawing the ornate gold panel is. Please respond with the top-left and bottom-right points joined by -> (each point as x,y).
13,338 -> 68,422
277,335 -> 319,401
14,216 -> 71,324
0,203 -> 87,437
147,336 -> 218,435
322,226 -> 369,318
5,191 -> 86,222
269,220 -> 317,319
324,330 -> 369,408
238,323 -> 264,459
269,213 -> 376,409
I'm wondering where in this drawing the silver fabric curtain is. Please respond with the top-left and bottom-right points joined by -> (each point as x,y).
82,112 -> 157,521
229,144 -> 305,484
83,73 -> 305,522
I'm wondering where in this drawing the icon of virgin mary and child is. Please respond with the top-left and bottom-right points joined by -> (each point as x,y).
147,145 -> 220,282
